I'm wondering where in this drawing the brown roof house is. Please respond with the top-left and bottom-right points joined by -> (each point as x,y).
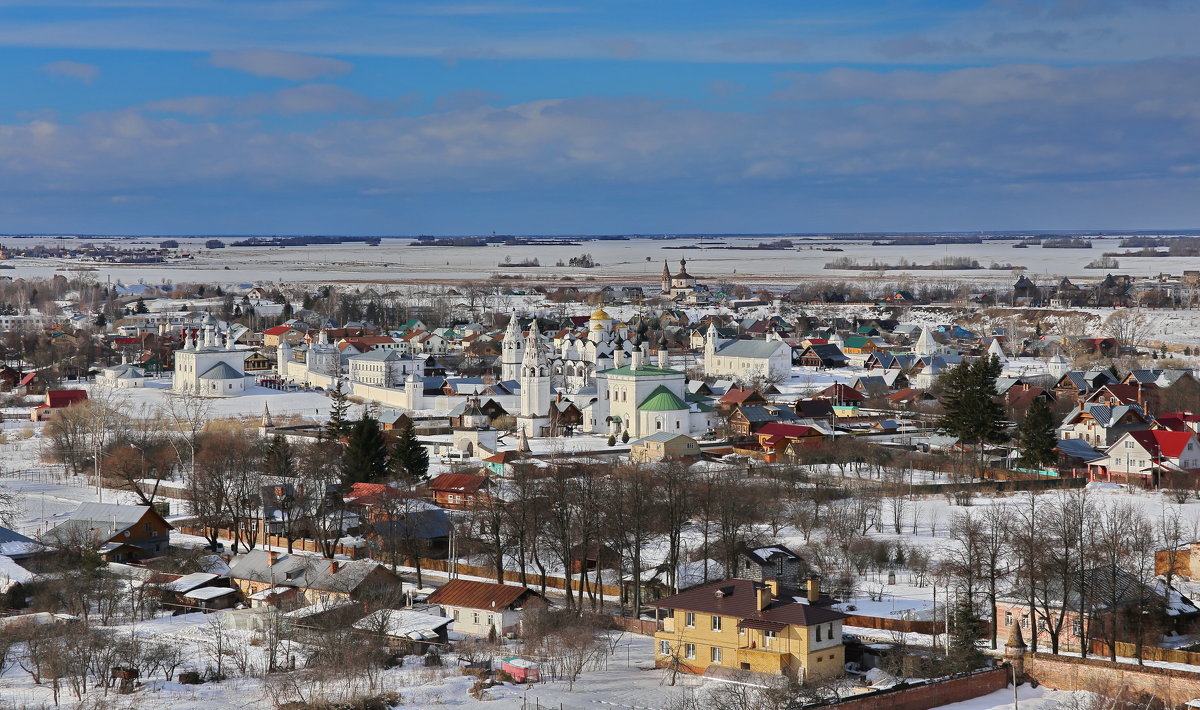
426,579 -> 548,638
42,502 -> 172,562
228,549 -> 402,610
651,577 -> 846,682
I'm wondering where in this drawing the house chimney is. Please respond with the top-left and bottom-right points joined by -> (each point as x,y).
329,560 -> 339,575
756,583 -> 772,611
268,550 -> 278,565
806,577 -> 821,603
765,578 -> 779,598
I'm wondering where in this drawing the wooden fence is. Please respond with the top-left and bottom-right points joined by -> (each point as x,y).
843,614 -> 941,635
176,525 -> 364,559
1090,640 -> 1200,666
610,616 -> 663,636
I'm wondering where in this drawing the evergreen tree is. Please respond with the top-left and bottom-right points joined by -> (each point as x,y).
621,430 -> 630,443
945,595 -> 988,673
607,434 -> 617,447
93,312 -> 107,329
134,297 -> 148,314
264,434 -> 295,477
1017,398 -> 1058,470
282,301 -> 294,319
938,355 -> 1006,470
341,416 -> 390,484
389,421 -> 429,482
326,378 -> 351,439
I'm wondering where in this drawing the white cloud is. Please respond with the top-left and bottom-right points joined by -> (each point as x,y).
41,60 -> 99,83
208,49 -> 351,81
144,84 -> 402,116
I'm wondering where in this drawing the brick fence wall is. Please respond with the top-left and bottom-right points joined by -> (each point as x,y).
843,614 -> 941,635
1024,652 -> 1200,707
808,668 -> 1008,710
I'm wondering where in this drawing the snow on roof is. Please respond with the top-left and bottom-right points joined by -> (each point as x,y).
283,598 -> 355,618
161,572 -> 220,593
183,586 -> 238,601
0,555 -> 33,592
352,608 -> 450,639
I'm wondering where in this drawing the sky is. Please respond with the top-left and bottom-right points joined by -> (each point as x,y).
1,0 -> 1198,235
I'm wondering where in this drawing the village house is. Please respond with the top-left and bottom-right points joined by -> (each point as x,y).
651,577 -> 846,682
426,579 -> 548,637
995,565 -> 1197,653
733,545 -> 810,590
727,405 -> 801,437
1058,403 -> 1151,448
1087,429 -> 1200,487
630,431 -> 701,462
30,389 -> 88,421
424,472 -> 491,510
42,502 -> 172,562
229,549 -> 402,609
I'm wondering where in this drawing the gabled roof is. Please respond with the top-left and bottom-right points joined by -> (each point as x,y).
44,502 -> 169,544
734,405 -> 799,424
427,473 -> 488,494
599,364 -> 684,377
1128,430 -> 1197,460
46,390 -> 88,408
755,422 -> 820,439
632,431 -> 697,446
426,579 -> 541,611
228,549 -> 391,594
714,339 -> 787,359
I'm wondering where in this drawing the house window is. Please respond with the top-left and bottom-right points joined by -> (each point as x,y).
764,630 -> 776,648
685,612 -> 695,628
816,626 -> 822,642
684,644 -> 696,660
453,610 -> 460,621
144,522 -> 152,533
711,647 -> 723,663
1004,611 -> 1012,626
711,616 -> 722,632
1021,614 -> 1029,629
488,614 -> 495,627
659,640 -> 671,656
473,612 -> 480,625
1072,619 -> 1082,637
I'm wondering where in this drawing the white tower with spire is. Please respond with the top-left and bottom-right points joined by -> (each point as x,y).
518,320 -> 551,436
987,337 -> 1008,362
914,326 -> 940,356
501,314 -> 525,382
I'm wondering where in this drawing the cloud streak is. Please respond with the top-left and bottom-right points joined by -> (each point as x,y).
208,49 -> 352,81
41,60 -> 99,83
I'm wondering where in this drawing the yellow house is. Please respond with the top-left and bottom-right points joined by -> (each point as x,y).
650,578 -> 845,682
630,432 -> 700,462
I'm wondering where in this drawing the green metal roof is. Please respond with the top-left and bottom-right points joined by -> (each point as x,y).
599,364 -> 684,377
637,385 -> 688,412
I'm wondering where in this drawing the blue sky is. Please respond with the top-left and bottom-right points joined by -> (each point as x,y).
1,0 -> 1198,234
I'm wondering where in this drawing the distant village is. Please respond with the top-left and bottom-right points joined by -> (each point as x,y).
3,261 -> 1200,708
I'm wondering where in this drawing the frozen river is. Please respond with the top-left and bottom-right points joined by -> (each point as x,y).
1,234 -> 1196,288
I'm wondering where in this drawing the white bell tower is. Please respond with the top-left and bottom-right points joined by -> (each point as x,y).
518,320 -> 551,436
501,314 -> 525,382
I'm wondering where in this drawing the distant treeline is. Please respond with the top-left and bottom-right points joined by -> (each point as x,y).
230,236 -> 381,247
824,256 -> 982,270
1041,238 -> 1092,249
871,236 -> 983,246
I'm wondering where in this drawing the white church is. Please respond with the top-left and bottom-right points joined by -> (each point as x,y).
507,312 -> 719,438
172,326 -> 250,396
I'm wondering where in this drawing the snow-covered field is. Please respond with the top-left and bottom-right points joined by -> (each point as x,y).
3,234 -> 1196,287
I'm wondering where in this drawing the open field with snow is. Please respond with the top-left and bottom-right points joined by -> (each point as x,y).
4,235 -> 1199,287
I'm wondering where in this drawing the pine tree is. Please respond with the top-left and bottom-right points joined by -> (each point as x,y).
93,312 -> 107,329
326,378 -> 351,439
945,595 -> 988,673
134,297 -> 148,314
938,355 -> 1006,472
341,416 -> 390,484
621,430 -> 630,443
1017,398 -> 1058,471
607,434 -> 617,446
264,434 -> 295,477
390,421 -> 429,482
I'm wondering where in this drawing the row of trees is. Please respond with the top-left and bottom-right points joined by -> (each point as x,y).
944,492 -> 1194,661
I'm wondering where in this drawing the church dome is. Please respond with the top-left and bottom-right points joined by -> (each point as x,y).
591,308 -> 612,321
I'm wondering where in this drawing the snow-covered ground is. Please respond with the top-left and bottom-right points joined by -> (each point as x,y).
4,235 -> 1198,287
